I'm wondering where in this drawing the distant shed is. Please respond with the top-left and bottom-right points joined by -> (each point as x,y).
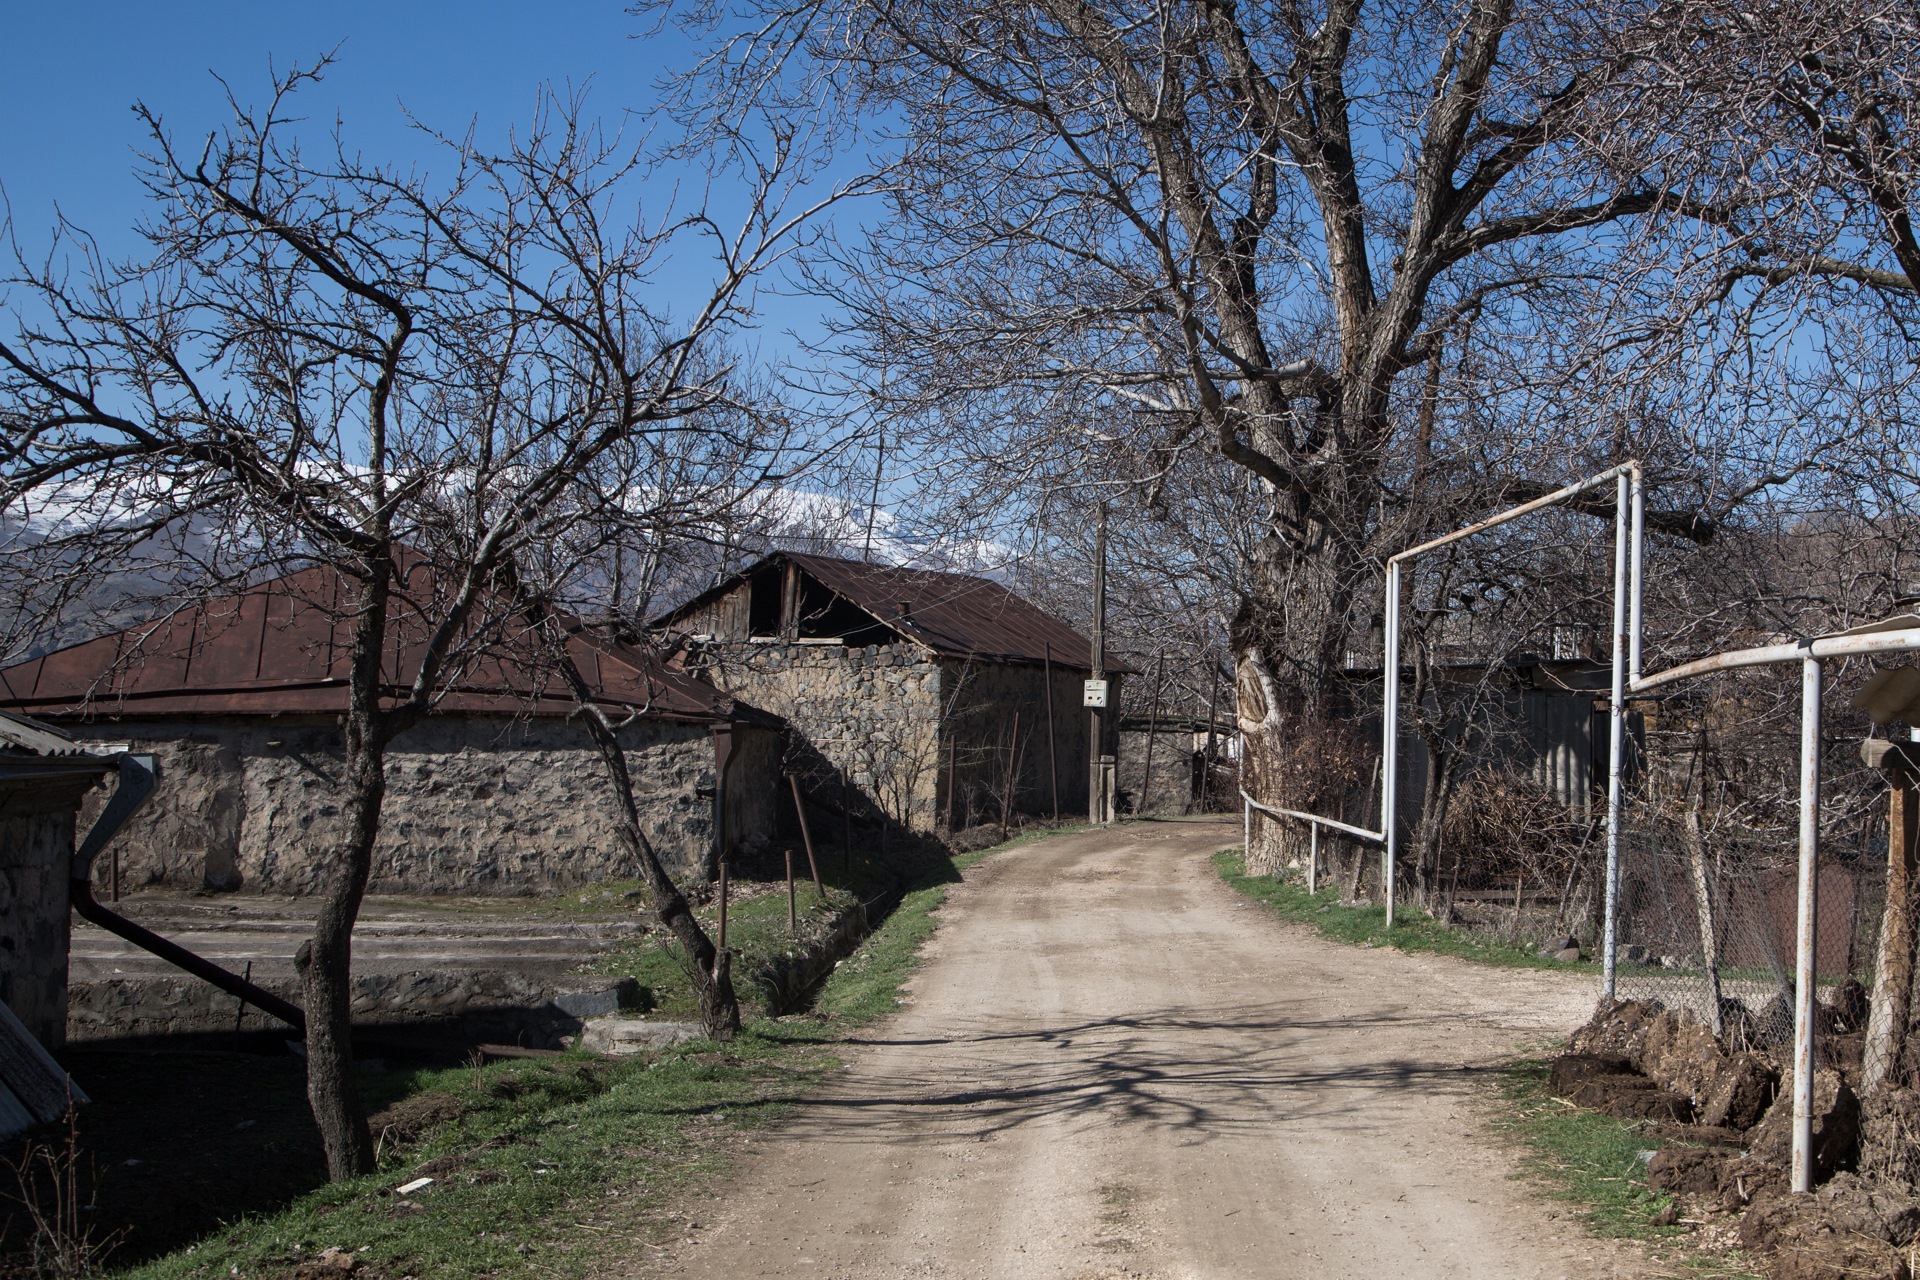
656,552 -> 1129,832
0,564 -> 782,893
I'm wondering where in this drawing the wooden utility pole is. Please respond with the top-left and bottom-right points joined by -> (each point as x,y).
1864,738 -> 1920,1095
1089,502 -> 1112,824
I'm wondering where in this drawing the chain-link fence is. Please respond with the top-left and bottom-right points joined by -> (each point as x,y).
1605,668 -> 1887,1080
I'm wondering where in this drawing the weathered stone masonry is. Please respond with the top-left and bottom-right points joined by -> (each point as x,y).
698,642 -> 946,829
74,714 -> 775,893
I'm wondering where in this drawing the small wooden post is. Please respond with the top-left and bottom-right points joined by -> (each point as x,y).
789,775 -> 825,898
716,857 -> 731,960
785,845 -> 797,934
232,959 -> 252,1048
999,712 -> 1021,836
1203,659 -> 1221,809
946,731 -> 958,831
841,775 -> 853,876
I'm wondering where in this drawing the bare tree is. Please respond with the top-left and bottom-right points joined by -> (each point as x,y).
0,62 -> 854,1177
648,0 -> 1892,873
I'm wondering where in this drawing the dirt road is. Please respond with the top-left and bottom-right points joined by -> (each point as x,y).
633,819 -> 1648,1279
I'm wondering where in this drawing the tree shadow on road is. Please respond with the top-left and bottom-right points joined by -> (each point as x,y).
778,1001 -> 1510,1142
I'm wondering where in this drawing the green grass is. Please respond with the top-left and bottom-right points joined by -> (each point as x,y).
1494,1061 -> 1683,1239
583,880 -> 860,1020
1214,850 -> 1585,969
117,1033 -> 827,1279
1494,1063 -> 1761,1278
110,827 -> 1051,1279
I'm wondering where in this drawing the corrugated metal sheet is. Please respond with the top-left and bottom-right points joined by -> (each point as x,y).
656,552 -> 1131,673
0,563 -> 777,728
1524,690 -> 1595,814
0,709 -> 88,756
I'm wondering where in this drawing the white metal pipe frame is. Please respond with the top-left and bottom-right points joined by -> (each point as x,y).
1241,456 -> 1915,1193
1245,462 -> 1642,925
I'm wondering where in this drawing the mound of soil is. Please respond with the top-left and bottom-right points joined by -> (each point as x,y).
1747,1069 -> 1862,1181
1739,1174 -> 1920,1280
1567,997 -> 1780,1129
366,1090 -> 472,1146
1547,1049 -> 1696,1120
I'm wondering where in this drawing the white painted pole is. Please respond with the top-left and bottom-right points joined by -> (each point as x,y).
1383,561 -> 1402,927
1603,475 -> 1630,998
1792,656 -> 1824,1194
1309,823 -> 1319,895
1629,467 -> 1645,685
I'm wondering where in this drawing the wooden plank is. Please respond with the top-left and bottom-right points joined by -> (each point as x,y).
0,998 -> 86,1126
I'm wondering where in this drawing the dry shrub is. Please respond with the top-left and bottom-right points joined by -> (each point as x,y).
1266,705 -> 1369,818
1439,770 -> 1583,887
2,1108 -> 124,1279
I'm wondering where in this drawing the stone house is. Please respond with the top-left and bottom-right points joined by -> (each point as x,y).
0,711 -> 114,1053
0,565 -> 782,894
654,552 -> 1124,832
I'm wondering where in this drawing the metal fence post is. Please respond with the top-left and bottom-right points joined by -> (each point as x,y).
1383,561 -> 1401,926
1792,655 -> 1824,1194
1604,474 -> 1629,997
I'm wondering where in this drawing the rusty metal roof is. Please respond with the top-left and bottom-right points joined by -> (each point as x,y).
0,563 -> 778,728
656,551 -> 1132,673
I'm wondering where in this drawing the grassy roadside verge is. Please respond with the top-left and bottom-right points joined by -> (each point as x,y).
1494,1063 -> 1762,1278
1213,849 -> 1581,970
108,830 -> 1051,1279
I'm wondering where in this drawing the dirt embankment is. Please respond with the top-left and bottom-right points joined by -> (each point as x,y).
622,818 -> 1651,1279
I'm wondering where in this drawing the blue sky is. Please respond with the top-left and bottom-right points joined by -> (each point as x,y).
0,1 -> 845,359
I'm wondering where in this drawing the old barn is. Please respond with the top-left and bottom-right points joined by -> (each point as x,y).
654,552 -> 1124,833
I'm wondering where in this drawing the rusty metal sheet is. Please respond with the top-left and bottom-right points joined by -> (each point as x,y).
0,564 -> 777,729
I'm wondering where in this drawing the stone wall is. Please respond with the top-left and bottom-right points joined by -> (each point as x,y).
71,714 -> 769,893
0,775 -> 98,1049
688,642 -> 1101,831
1117,727 -> 1196,816
696,641 -> 946,830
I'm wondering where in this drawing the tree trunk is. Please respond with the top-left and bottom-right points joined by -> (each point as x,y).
1866,773 -> 1920,1095
297,564 -> 389,1181
556,648 -> 740,1040
1683,770 -> 1726,1039
1233,588 -> 1369,871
